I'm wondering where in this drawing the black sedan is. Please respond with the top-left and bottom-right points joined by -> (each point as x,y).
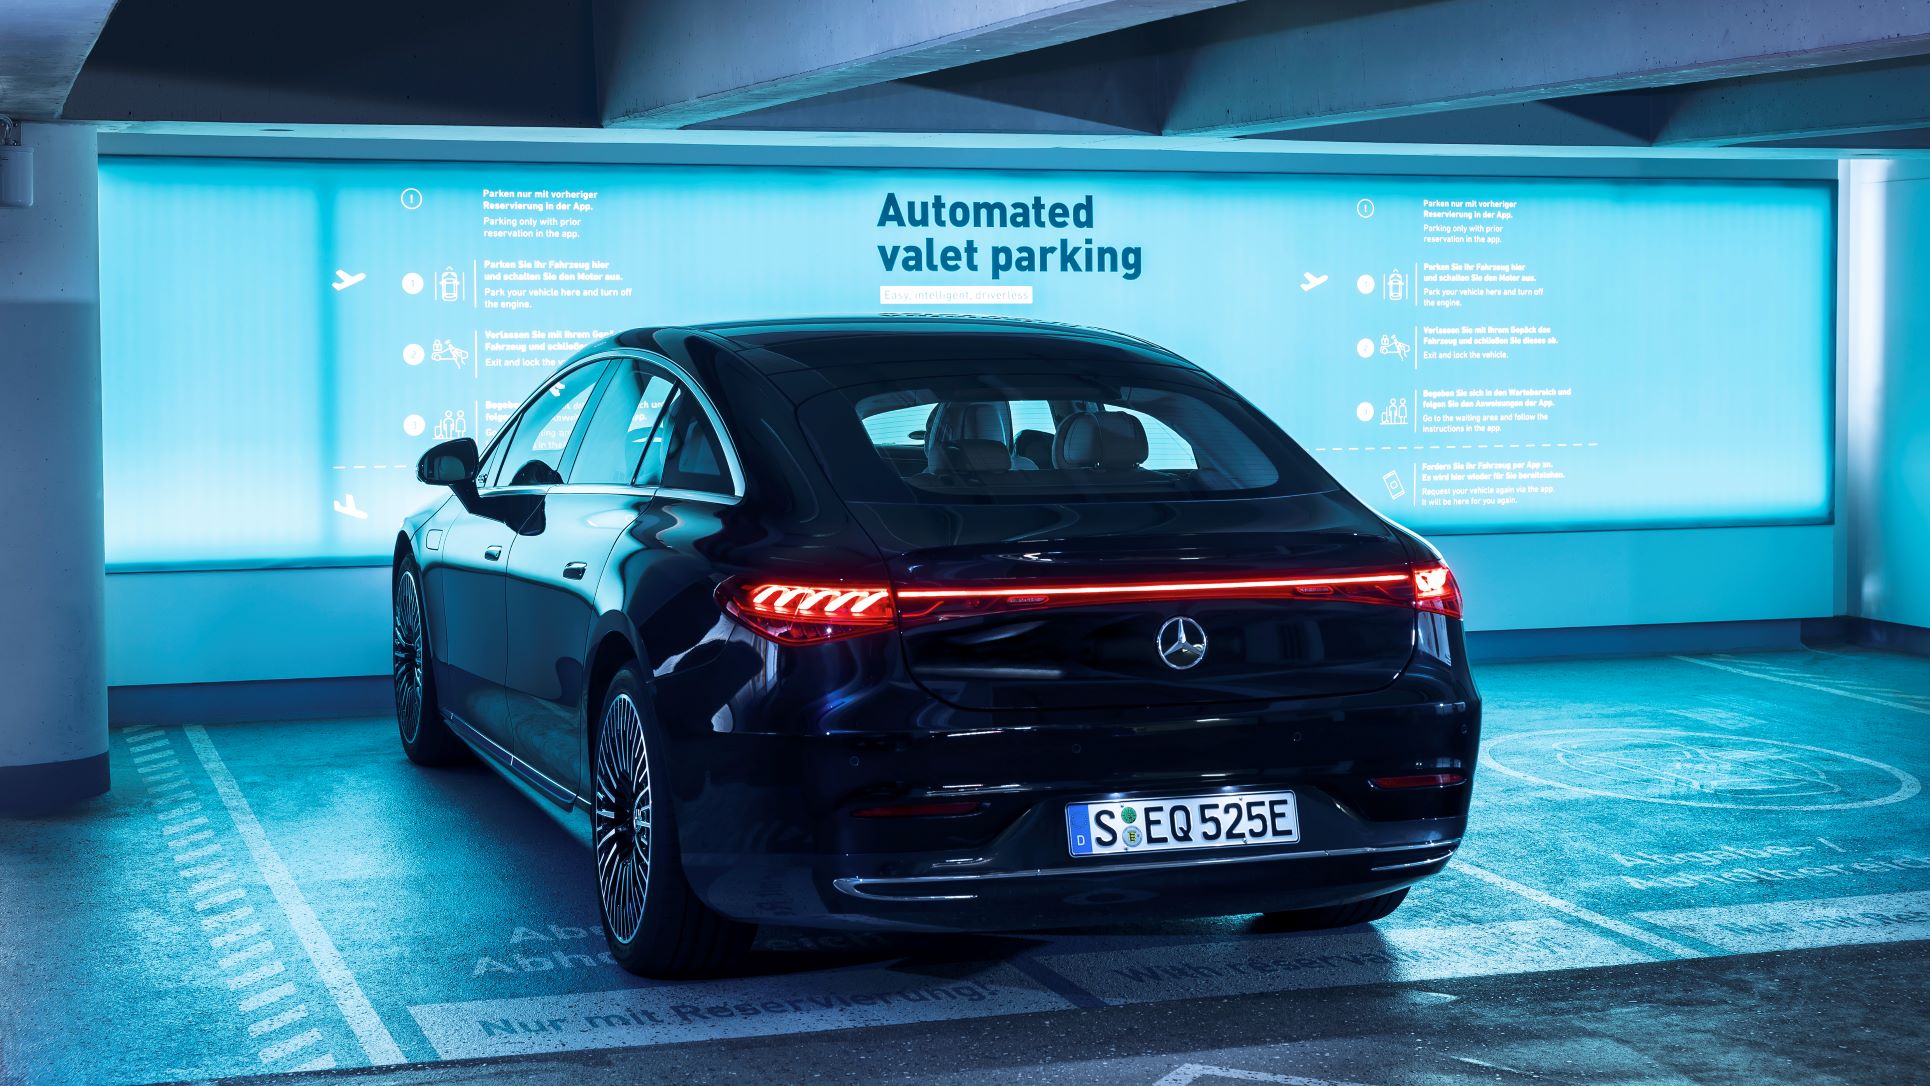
392,316 -> 1480,977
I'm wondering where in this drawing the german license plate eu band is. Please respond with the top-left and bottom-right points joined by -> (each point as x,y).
1066,790 -> 1300,857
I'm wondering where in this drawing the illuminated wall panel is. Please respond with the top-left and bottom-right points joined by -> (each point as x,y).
99,159 -> 1834,566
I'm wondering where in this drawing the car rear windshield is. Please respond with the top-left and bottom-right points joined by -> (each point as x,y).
796,368 -> 1337,504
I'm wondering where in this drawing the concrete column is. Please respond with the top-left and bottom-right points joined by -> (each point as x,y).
0,121 -> 107,814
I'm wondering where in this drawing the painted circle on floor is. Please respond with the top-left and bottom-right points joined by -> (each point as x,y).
1481,728 -> 1921,810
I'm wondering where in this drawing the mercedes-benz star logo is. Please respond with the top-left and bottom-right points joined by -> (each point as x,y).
1156,616 -> 1208,671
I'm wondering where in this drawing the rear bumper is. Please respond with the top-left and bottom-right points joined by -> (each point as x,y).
821,835 -> 1460,932
672,667 -> 1480,932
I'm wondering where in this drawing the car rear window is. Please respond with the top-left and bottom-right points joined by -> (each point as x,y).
799,369 -> 1337,504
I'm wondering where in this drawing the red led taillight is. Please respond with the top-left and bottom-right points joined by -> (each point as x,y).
1411,563 -> 1463,620
720,580 -> 896,644
723,562 -> 1463,643
893,572 -> 1416,621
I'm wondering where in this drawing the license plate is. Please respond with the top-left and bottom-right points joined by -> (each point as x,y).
1065,790 -> 1300,857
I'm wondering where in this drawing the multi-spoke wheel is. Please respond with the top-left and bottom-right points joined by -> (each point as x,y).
392,555 -> 465,766
592,665 -> 756,978
593,692 -> 651,946
393,570 -> 426,743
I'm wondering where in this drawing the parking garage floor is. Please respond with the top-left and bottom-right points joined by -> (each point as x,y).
5,647 -> 1929,1086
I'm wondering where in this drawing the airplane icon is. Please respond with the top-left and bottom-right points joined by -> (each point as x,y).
332,493 -> 369,520
332,269 -> 367,292
1300,272 -> 1329,292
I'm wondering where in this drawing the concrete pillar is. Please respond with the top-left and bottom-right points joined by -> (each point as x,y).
0,121 -> 107,814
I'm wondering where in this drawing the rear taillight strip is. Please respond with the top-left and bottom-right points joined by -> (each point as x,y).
722,564 -> 1461,644
895,572 -> 1409,600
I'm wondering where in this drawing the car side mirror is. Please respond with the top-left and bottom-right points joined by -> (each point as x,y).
417,438 -> 479,487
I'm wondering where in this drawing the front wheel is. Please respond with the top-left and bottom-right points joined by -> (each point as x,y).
1262,888 -> 1408,932
393,556 -> 466,766
593,666 -> 755,978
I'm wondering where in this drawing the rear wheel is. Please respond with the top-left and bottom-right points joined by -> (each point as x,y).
593,666 -> 755,978
393,556 -> 466,766
1263,888 -> 1408,931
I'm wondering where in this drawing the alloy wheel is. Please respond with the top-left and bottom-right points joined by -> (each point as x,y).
393,570 -> 425,743
593,693 -> 651,945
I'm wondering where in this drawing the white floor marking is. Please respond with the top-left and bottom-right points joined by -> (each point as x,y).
1042,918 -> 1646,1006
201,904 -> 254,928
248,1005 -> 310,1037
184,725 -> 407,1066
1451,861 -> 1704,958
1674,655 -> 1930,715
411,964 -> 1066,1059
239,982 -> 298,1013
131,749 -> 347,1078
289,1054 -> 338,1072
1153,1064 -> 1371,1086
1634,890 -> 1930,953
228,961 -> 286,989
259,1028 -> 324,1062
211,923 -> 266,949
196,888 -> 246,911
187,874 -> 237,895
1453,1055 -> 1531,1075
219,942 -> 277,970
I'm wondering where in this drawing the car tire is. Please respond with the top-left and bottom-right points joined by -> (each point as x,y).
393,556 -> 467,767
593,666 -> 756,978
1262,887 -> 1408,931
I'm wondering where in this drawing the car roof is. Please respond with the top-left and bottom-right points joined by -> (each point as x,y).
615,315 -> 1197,377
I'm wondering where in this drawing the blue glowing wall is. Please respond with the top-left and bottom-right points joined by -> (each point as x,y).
99,159 -> 1834,567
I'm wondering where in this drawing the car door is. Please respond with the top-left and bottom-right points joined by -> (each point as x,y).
505,357 -> 677,797
430,360 -> 606,752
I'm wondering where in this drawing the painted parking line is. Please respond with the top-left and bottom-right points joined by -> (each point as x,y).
1675,655 -> 1930,715
1450,861 -> 1704,958
1153,1064 -> 1374,1086
182,725 -> 407,1066
1035,918 -> 1649,1006
408,963 -> 1067,1058
125,729 -> 349,1075
1633,889 -> 1930,953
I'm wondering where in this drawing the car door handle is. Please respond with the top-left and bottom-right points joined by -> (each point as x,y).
563,562 -> 588,581
483,545 -> 504,562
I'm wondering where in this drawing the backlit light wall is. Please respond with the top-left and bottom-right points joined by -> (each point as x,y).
98,158 -> 1834,568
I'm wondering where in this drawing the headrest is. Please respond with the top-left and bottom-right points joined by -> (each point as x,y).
926,401 -> 1014,473
930,437 -> 1016,474
927,401 -> 1013,446
1054,411 -> 1149,470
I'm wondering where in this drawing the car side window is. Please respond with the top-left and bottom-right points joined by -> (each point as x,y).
638,386 -> 734,495
488,361 -> 606,488
569,362 -> 674,486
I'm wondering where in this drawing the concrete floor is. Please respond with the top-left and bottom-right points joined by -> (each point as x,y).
3,648 -> 1928,1086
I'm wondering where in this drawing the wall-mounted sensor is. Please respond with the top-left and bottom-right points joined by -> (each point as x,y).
0,147 -> 30,208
